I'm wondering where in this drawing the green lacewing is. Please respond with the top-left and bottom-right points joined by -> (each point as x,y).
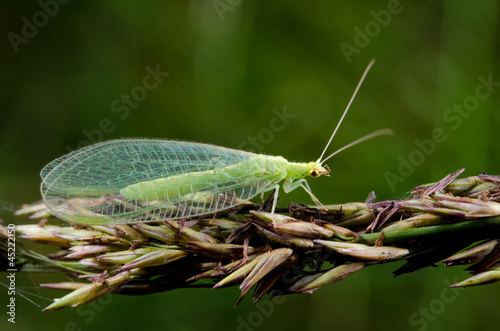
41,59 -> 391,225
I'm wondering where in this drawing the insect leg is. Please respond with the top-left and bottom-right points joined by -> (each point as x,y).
261,184 -> 281,226
283,178 -> 327,210
261,184 -> 280,214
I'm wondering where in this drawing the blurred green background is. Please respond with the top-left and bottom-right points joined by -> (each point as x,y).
1,1 -> 499,330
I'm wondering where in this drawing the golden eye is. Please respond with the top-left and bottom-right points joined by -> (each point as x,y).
310,168 -> 320,178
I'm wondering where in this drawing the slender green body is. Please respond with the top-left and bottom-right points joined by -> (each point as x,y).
41,139 -> 326,225
120,155 -> 289,201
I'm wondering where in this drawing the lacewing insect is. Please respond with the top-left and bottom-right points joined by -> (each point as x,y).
41,59 -> 392,225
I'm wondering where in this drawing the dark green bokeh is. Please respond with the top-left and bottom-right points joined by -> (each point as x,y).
1,1 -> 499,330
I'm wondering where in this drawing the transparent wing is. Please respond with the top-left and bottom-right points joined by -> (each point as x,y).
41,139 -> 284,224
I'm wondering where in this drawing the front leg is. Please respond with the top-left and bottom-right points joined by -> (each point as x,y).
282,178 -> 327,210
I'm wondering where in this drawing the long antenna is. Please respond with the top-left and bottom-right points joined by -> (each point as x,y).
320,128 -> 393,164
317,58 -> 376,163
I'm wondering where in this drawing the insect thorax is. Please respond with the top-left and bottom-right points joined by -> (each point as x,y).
284,161 -> 311,180
252,155 -> 289,179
